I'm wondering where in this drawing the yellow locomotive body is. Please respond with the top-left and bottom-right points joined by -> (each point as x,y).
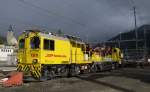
17,30 -> 122,80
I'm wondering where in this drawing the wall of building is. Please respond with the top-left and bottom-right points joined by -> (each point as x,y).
0,45 -> 17,66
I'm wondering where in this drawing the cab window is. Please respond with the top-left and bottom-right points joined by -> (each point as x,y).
19,39 -> 25,49
30,36 -> 40,49
44,39 -> 55,50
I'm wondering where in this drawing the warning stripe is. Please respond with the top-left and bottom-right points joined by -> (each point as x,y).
36,71 -> 41,78
31,71 -> 40,79
23,65 -> 30,72
17,64 -> 41,79
26,66 -> 30,72
23,65 -> 27,71
31,71 -> 36,78
31,65 -> 41,79
17,65 -> 22,71
35,71 -> 40,78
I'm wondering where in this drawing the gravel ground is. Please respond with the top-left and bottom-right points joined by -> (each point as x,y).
1,67 -> 150,92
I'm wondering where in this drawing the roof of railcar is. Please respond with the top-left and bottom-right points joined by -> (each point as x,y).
25,30 -> 85,44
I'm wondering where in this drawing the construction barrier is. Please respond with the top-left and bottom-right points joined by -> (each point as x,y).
2,72 -> 23,87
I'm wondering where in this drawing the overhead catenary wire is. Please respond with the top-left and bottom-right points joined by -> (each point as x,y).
14,0 -> 93,40
15,0 -> 130,42
0,13 -> 59,32
4,0 -> 133,43
17,0 -> 87,28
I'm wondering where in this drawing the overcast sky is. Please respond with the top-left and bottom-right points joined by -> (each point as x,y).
0,0 -> 150,42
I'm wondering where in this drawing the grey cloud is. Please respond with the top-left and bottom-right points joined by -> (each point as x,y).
0,0 -> 149,42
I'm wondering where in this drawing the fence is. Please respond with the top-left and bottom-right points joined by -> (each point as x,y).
122,49 -> 147,62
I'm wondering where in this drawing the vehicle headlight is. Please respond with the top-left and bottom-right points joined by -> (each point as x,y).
32,59 -> 38,64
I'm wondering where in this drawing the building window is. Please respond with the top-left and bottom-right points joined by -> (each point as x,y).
44,39 -> 55,50
19,39 -> 25,49
30,36 -> 40,49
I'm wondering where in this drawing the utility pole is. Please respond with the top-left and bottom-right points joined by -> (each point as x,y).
86,34 -> 88,43
119,32 -> 122,49
130,0 -> 138,50
144,28 -> 147,60
133,6 -> 138,50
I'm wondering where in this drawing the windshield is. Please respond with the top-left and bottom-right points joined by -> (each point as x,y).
30,36 -> 40,49
19,39 -> 25,49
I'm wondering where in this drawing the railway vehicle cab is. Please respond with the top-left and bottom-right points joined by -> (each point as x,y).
17,30 -> 42,79
18,31 -> 41,64
17,30 -> 93,80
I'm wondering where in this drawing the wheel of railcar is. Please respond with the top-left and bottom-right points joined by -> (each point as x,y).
111,63 -> 115,70
67,66 -> 71,77
57,66 -> 69,77
74,65 -> 80,75
90,64 -> 97,73
87,65 -> 91,73
115,63 -> 119,69
41,66 -> 55,81
69,65 -> 80,76
99,64 -> 103,72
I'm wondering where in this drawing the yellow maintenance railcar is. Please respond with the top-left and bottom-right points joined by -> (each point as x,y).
17,30 -> 122,80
